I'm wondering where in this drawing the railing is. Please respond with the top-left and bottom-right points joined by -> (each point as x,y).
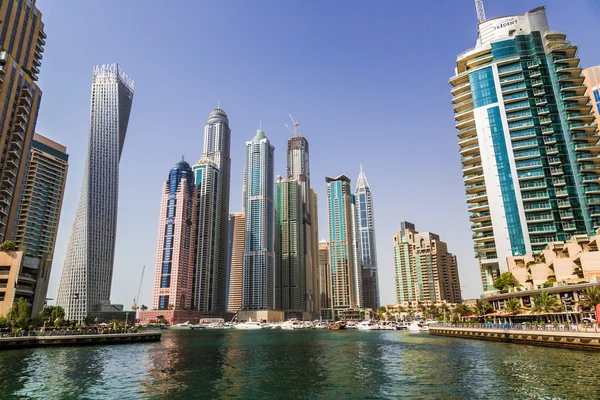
0,327 -> 158,338
434,322 -> 599,334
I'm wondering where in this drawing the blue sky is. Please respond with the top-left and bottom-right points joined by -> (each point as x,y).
36,0 -> 600,308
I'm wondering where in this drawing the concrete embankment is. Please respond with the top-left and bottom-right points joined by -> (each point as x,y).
0,330 -> 161,350
429,326 -> 600,350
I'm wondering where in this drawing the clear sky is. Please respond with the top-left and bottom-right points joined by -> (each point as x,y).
36,0 -> 600,309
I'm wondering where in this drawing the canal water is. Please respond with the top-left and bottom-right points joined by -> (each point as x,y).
0,329 -> 598,399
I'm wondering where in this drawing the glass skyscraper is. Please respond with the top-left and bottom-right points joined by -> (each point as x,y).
325,175 -> 361,319
151,160 -> 196,311
242,129 -> 275,310
56,64 -> 134,321
192,107 -> 231,315
450,7 -> 600,293
354,166 -> 379,310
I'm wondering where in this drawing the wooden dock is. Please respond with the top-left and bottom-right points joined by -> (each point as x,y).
0,330 -> 161,350
429,325 -> 600,350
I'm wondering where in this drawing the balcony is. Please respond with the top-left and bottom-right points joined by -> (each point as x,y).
459,142 -> 480,156
531,79 -> 543,88
585,186 -> 600,195
512,139 -> 538,150
11,131 -> 24,142
455,117 -> 475,131
474,243 -> 497,253
524,202 -> 552,212
541,127 -> 554,135
10,140 -> 23,151
536,107 -> 549,116
464,173 -> 484,184
539,117 -> 552,125
533,88 -> 546,97
520,181 -> 547,191
468,201 -> 490,212
562,222 -> 577,231
462,162 -> 483,174
555,189 -> 569,197
570,122 -> 597,133
529,70 -> 541,79
472,221 -> 493,232
451,81 -> 471,96
508,120 -> 535,131
550,167 -> 564,176
560,210 -> 573,219
465,181 -> 486,193
553,178 -> 566,186
548,157 -> 561,165
534,97 -> 547,106
521,192 -> 549,202
19,272 -> 36,283
15,284 -> 34,295
470,211 -> 491,222
558,199 -> 571,208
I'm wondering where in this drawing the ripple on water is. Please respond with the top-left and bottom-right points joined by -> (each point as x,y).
0,330 -> 598,399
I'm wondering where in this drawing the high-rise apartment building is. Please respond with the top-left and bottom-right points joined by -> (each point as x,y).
226,212 -> 245,313
354,166 -> 379,310
15,133 -> 68,314
0,1 -> 46,242
242,129 -> 275,310
192,107 -> 231,315
275,176 -> 305,314
318,240 -> 330,309
393,223 -> 462,304
309,189 -> 319,313
192,157 -> 220,313
583,66 -> 600,128
324,175 -> 361,319
56,64 -> 134,321
151,160 -> 196,312
450,6 -> 600,293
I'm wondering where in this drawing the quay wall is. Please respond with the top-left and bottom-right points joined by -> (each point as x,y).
429,326 -> 600,350
0,331 -> 161,350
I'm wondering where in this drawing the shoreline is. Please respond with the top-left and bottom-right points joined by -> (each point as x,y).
0,330 -> 161,350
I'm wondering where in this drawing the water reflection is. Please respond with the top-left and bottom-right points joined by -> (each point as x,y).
1,330 -> 600,399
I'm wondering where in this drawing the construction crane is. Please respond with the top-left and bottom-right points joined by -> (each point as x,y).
475,0 -> 486,23
284,114 -> 300,137
132,265 -> 145,312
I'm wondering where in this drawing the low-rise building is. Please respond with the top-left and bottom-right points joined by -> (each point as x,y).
0,251 -> 44,317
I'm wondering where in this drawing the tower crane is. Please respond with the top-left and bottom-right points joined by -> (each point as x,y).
474,0 -> 486,23
132,265 -> 145,312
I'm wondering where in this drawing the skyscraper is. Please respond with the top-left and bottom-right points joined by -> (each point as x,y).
324,175 -> 361,320
318,240 -> 330,310
354,166 -> 379,310
15,134 -> 68,315
0,1 -> 46,243
450,6 -> 600,293
192,107 -> 231,315
226,212 -> 245,313
275,176 -> 304,314
192,157 -> 220,313
151,160 -> 196,312
56,64 -> 134,321
393,223 -> 462,304
242,129 -> 275,310
583,66 -> 600,128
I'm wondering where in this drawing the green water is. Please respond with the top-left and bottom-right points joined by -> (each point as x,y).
0,329 -> 598,399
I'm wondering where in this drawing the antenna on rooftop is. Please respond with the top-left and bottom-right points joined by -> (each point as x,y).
284,114 -> 300,137
475,0 -> 486,23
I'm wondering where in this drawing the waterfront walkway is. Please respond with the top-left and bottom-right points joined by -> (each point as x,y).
0,328 -> 161,350
430,323 -> 600,350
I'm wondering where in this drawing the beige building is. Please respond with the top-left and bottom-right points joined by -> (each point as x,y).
0,251 -> 42,317
318,240 -> 330,309
227,212 -> 245,313
507,234 -> 600,290
583,65 -> 600,128
394,223 -> 462,304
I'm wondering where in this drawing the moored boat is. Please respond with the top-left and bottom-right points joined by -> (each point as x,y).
328,321 -> 346,330
234,321 -> 266,330
168,321 -> 193,330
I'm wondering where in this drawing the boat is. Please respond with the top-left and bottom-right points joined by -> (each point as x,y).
234,320 -> 266,330
223,323 -> 235,329
357,321 -> 377,330
328,321 -> 346,330
314,322 -> 328,329
281,319 -> 301,330
191,323 -> 206,330
407,321 -> 424,332
168,321 -> 193,330
345,321 -> 358,330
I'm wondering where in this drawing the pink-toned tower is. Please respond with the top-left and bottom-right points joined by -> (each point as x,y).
151,160 -> 197,312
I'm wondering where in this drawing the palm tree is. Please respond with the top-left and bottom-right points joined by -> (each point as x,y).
579,286 -> 600,310
532,291 -> 559,321
505,298 -> 522,316
455,303 -> 471,321
474,300 -> 493,318
140,305 -> 148,311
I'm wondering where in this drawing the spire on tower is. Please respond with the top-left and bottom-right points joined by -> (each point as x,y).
475,0 -> 486,23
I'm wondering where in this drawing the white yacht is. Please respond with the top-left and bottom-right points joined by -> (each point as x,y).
168,321 -> 193,330
407,321 -> 424,332
357,321 -> 377,330
234,320 -> 266,330
281,320 -> 301,330
314,322 -> 328,329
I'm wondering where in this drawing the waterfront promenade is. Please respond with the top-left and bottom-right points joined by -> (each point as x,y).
0,328 -> 161,350
430,323 -> 600,350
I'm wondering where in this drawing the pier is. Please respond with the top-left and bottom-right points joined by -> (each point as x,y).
429,323 -> 600,350
0,329 -> 161,350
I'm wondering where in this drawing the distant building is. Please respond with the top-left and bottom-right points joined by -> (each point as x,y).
148,160 -> 197,322
15,134 -> 68,315
0,251 -> 42,317
192,157 -> 220,314
507,233 -> 600,290
583,66 -> 600,128
354,166 -> 379,310
242,129 -> 275,311
192,107 -> 232,315
318,240 -> 330,309
450,6 -> 600,294
323,175 -> 361,320
275,177 -> 305,316
226,212 -> 245,313
393,223 -> 462,304
0,0 -> 46,243
56,64 -> 134,322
